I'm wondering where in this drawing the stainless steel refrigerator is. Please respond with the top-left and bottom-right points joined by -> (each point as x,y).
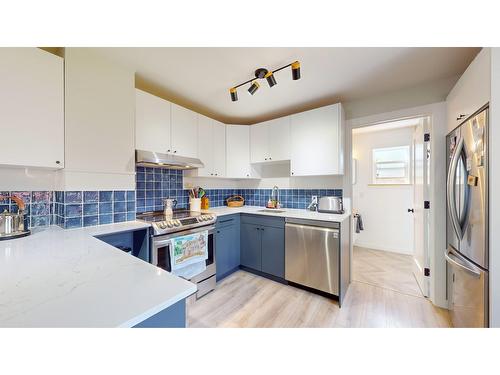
446,105 -> 488,327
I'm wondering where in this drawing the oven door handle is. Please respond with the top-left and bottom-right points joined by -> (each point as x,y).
154,225 -> 215,243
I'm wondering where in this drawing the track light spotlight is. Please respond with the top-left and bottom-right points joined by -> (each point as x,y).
291,61 -> 301,80
265,71 -> 277,87
230,87 -> 238,102
248,81 -> 260,95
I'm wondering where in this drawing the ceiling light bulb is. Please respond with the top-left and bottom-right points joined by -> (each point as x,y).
265,71 -> 277,87
291,61 -> 301,80
248,81 -> 260,95
230,87 -> 238,102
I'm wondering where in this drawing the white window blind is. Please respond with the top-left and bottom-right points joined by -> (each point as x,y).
372,145 -> 410,184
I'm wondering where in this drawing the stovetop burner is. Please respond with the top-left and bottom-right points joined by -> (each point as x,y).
136,209 -> 216,236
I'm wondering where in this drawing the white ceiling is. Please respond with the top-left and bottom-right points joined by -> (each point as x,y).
90,47 -> 480,124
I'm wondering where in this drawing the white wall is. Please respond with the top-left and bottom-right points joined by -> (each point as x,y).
0,167 -> 56,191
490,48 -> 500,327
352,127 -> 415,254
56,48 -> 136,191
347,102 -> 447,308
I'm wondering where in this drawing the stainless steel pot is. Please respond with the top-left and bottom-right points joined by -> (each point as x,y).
0,209 -> 25,234
0,195 -> 30,240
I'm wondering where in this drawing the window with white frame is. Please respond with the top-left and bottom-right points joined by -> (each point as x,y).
372,145 -> 410,184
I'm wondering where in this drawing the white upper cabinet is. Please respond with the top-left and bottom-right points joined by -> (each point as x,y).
226,125 -> 255,178
187,115 -> 226,178
171,103 -> 198,158
212,120 -> 226,177
195,114 -> 214,176
290,103 -> 344,176
268,117 -> 290,161
250,117 -> 290,163
135,89 -> 171,153
446,48 -> 491,132
250,122 -> 269,163
0,48 -> 64,169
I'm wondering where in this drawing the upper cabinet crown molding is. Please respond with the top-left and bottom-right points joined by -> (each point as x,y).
0,48 -> 64,169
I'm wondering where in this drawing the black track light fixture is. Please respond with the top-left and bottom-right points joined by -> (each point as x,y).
248,81 -> 260,95
265,71 -> 277,87
230,87 -> 238,102
228,60 -> 301,101
291,61 -> 301,80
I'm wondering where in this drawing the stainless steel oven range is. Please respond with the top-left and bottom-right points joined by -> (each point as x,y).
137,209 -> 217,299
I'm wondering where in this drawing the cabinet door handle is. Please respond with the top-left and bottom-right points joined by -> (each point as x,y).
167,149 -> 171,153
55,160 -> 61,165
174,150 -> 177,153
456,114 -> 468,121
265,158 -> 268,161
269,157 -> 272,160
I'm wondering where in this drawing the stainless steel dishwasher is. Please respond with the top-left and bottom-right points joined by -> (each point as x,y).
285,217 -> 350,305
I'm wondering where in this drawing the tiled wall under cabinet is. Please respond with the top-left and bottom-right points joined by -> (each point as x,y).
135,166 -> 342,212
0,191 -> 53,229
54,190 -> 136,229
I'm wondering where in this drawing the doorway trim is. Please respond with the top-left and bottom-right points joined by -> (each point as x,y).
345,101 -> 447,308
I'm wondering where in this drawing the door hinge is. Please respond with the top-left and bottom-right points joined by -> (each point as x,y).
424,133 -> 430,142
424,267 -> 430,277
424,201 -> 430,209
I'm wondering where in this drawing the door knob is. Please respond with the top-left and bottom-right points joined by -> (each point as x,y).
408,208 -> 414,213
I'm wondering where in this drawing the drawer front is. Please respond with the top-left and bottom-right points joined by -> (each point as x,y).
216,214 -> 240,228
241,214 -> 284,229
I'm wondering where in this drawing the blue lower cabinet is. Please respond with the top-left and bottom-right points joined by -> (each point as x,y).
240,223 -> 262,270
261,226 -> 285,278
95,228 -> 150,262
215,215 -> 240,281
133,299 -> 186,328
240,214 -> 285,279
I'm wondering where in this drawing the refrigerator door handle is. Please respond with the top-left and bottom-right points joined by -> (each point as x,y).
445,250 -> 481,278
447,137 -> 464,240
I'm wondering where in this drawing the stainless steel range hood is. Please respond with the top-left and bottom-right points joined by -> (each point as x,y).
135,150 -> 204,170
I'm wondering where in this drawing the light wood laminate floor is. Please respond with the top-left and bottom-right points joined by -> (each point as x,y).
187,271 -> 450,328
353,246 -> 423,297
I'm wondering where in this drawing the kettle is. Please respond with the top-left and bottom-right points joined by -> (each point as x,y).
0,196 -> 30,240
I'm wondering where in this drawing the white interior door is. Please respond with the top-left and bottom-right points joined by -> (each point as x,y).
412,117 -> 431,297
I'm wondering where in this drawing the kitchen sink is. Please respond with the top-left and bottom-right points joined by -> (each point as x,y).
257,209 -> 286,213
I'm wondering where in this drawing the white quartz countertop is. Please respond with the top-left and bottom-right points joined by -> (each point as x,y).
0,221 -> 196,328
203,205 -> 351,223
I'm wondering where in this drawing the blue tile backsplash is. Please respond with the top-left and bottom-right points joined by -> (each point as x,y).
0,191 -> 53,229
135,166 -> 342,213
54,190 -> 136,229
0,167 -> 341,231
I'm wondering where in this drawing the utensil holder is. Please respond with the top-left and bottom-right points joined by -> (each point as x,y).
190,198 -> 202,212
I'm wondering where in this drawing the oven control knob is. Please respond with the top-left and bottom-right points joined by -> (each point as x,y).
166,221 -> 174,228
174,220 -> 181,227
201,216 -> 207,221
198,216 -> 204,222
